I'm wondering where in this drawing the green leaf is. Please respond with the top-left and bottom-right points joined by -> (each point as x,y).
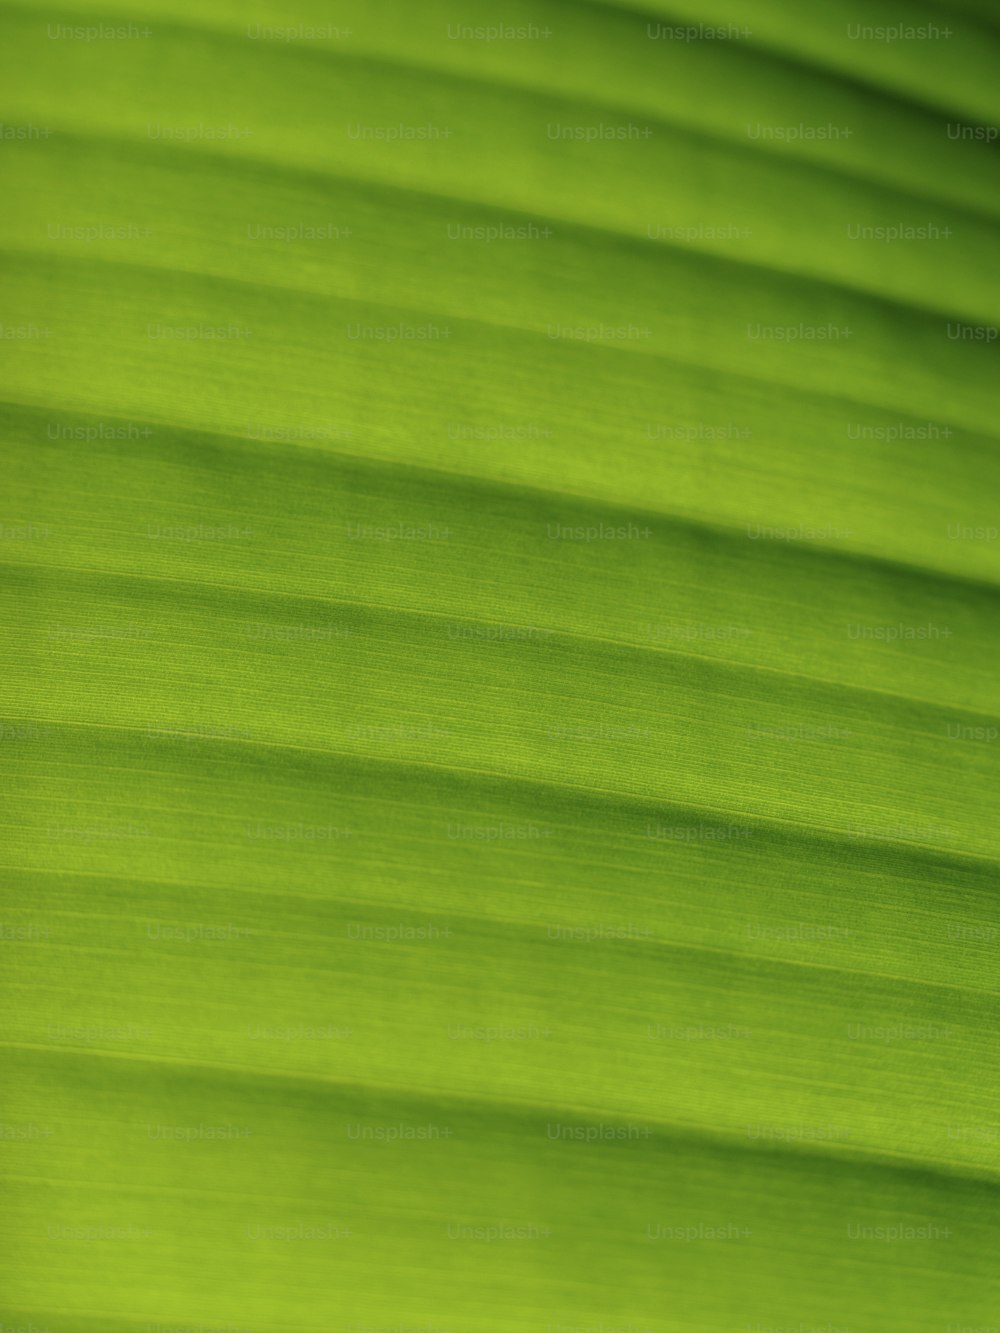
1,2 -> 997,1330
